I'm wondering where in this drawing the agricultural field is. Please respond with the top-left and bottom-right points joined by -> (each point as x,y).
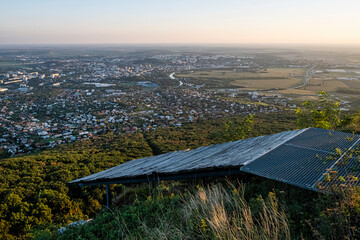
0,60 -> 29,67
345,54 -> 360,64
0,60 -> 31,72
176,67 -> 360,109
176,68 -> 305,90
311,68 -> 360,93
304,78 -> 349,92
283,68 -> 360,109
315,70 -> 360,79
277,89 -> 319,101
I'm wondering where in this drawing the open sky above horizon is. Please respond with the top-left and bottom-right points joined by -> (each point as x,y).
1,0 -> 360,45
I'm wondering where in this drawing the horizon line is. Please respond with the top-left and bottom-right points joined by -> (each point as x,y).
1,42 -> 360,48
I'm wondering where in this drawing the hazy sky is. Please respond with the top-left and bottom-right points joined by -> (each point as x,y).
1,0 -> 360,45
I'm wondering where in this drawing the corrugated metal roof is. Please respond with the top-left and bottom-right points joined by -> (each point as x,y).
71,127 -> 360,192
241,128 -> 360,191
71,128 -> 306,184
319,144 -> 360,190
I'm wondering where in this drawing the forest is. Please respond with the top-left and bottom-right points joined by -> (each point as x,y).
1,93 -> 360,239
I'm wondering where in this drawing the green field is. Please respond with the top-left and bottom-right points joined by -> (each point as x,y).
0,61 -> 32,72
176,68 -> 305,90
0,61 -> 29,67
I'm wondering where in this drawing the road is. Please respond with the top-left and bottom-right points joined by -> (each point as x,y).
291,64 -> 318,89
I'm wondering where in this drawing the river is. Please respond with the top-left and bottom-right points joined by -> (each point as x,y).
169,72 -> 183,86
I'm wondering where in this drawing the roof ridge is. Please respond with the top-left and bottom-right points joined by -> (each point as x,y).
241,128 -> 310,166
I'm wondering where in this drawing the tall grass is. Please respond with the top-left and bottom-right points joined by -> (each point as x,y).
50,182 -> 291,239
183,184 -> 290,240
102,183 -> 291,240
34,181 -> 360,240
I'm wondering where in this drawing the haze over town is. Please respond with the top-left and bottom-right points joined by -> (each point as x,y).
1,0 -> 360,45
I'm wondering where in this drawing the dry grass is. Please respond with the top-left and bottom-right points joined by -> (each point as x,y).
110,183 -> 291,240
183,184 -> 291,240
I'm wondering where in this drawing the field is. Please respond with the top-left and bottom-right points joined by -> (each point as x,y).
309,69 -> 360,108
176,67 -> 360,109
304,78 -> 349,92
0,61 -> 29,67
176,68 -> 305,90
345,55 -> 360,64
0,60 -> 32,72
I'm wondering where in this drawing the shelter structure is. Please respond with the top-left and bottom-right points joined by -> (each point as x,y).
71,128 -> 360,207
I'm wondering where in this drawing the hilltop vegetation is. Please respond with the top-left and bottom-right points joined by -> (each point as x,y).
1,93 -> 360,239
41,181 -> 360,240
0,133 -> 153,239
0,112 -> 297,239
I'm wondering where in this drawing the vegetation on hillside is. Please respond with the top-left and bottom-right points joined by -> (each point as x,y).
0,112 -> 297,239
1,92 -> 360,239
38,181 -> 360,240
295,91 -> 342,130
48,182 -> 292,240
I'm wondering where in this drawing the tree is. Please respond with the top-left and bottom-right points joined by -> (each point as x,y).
295,91 -> 341,130
219,115 -> 255,142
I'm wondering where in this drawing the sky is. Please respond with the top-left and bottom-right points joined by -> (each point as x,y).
1,0 -> 360,45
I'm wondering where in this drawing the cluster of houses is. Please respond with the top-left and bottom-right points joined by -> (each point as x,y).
0,70 -> 60,92
151,53 -> 259,72
0,85 -> 289,157
0,52 -> 295,157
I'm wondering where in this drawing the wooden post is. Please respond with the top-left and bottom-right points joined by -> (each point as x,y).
152,172 -> 157,189
106,184 -> 110,208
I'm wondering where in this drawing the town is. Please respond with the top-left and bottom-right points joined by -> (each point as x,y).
1,46 -> 359,157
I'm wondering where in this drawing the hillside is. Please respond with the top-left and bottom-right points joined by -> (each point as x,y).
0,112 -> 297,239
41,180 -> 360,240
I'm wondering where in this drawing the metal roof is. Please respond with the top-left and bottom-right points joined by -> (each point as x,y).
71,127 -> 360,191
71,128 -> 306,185
241,128 -> 360,191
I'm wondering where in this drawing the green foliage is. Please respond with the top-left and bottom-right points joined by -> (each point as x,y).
309,187 -> 360,239
50,183 -> 291,240
0,112 -> 298,239
341,112 -> 360,134
295,91 -> 342,130
0,133 -> 153,239
46,180 -> 360,240
216,115 -> 255,142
